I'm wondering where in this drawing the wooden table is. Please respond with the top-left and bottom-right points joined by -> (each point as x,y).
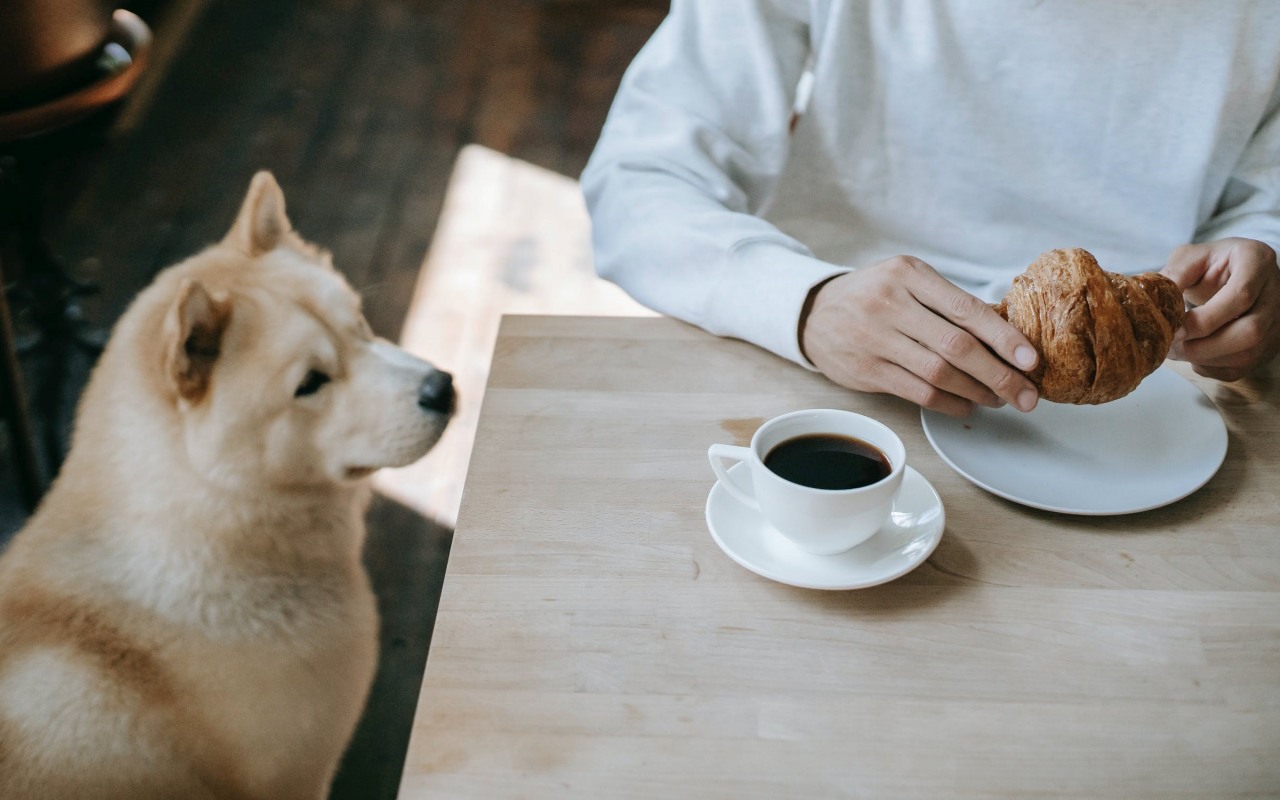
398,314 -> 1280,799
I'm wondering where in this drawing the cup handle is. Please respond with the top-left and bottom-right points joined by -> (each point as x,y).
708,444 -> 759,510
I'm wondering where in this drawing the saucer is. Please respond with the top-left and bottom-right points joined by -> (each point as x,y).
705,463 -> 945,590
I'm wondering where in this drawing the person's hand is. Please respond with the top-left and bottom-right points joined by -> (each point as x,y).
1161,238 -> 1280,381
800,256 -> 1041,417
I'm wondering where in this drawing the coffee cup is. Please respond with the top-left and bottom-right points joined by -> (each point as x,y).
708,409 -> 906,555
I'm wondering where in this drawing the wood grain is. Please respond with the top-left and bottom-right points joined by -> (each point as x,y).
400,314 -> 1280,799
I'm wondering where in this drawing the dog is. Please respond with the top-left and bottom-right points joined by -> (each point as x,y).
0,172 -> 453,799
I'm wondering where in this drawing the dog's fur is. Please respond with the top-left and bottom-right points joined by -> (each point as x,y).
0,173 -> 452,799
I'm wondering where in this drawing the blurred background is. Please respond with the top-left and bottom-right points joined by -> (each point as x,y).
0,0 -> 665,796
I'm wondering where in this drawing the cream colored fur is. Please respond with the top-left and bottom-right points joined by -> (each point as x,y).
0,172 -> 451,799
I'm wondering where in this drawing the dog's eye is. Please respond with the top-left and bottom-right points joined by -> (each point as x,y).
295,370 -> 331,398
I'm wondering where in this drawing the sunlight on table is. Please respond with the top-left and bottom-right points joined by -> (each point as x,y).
373,144 -> 653,527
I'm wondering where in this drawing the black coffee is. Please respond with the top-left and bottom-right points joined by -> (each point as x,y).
763,433 -> 891,490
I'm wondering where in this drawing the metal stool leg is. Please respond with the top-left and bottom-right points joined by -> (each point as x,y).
0,260 -> 44,509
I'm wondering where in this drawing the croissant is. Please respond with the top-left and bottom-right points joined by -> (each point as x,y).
993,248 -> 1185,404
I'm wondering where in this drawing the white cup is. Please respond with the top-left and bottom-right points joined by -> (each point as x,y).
708,409 -> 906,555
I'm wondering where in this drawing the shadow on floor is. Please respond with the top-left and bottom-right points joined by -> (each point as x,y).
333,492 -> 453,800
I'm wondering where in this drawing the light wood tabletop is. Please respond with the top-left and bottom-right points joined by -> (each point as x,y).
398,314 -> 1280,799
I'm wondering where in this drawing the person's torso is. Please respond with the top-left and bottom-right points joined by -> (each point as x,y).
766,0 -> 1280,298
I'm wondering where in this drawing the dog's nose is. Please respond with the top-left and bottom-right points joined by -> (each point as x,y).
418,369 -> 454,413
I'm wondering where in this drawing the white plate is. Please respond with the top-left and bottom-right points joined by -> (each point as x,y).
921,365 -> 1227,515
705,463 -> 945,590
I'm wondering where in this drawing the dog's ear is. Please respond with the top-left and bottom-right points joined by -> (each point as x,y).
163,279 -> 232,403
224,171 -> 295,256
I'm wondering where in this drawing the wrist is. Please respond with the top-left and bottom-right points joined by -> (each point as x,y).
798,273 -> 844,364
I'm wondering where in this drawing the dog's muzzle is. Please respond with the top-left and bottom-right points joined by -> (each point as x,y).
418,369 -> 455,414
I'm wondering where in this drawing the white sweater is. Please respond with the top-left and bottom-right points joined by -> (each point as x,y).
582,0 -> 1280,367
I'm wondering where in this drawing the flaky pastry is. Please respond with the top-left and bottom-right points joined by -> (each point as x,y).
993,248 -> 1186,404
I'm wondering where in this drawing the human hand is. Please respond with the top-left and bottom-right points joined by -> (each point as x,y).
800,256 -> 1041,417
1160,238 -> 1280,381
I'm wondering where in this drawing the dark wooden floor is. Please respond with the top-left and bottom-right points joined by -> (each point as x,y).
0,0 -> 664,797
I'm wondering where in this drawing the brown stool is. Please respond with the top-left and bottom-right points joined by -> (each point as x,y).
0,8 -> 150,508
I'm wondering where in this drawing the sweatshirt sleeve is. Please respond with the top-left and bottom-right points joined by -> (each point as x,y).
581,0 -> 846,366
1194,82 -> 1280,254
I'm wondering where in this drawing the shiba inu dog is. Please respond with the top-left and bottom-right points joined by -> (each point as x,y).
0,172 -> 453,799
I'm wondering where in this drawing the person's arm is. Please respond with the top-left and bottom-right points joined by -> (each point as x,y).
583,0 -> 1040,416
1164,86 -> 1280,380
581,0 -> 839,366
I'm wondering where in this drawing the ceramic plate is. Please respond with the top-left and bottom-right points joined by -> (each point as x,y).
921,365 -> 1227,515
705,463 -> 944,590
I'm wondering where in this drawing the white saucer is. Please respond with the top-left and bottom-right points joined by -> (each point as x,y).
921,365 -> 1227,515
705,463 -> 945,590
